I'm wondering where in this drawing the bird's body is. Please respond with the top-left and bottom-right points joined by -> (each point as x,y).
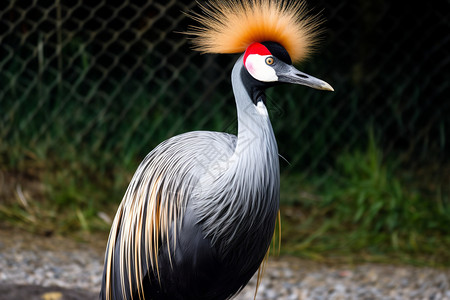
100,1 -> 333,299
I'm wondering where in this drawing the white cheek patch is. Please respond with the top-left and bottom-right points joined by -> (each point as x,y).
245,54 -> 278,82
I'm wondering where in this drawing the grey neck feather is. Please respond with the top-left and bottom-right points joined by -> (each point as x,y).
193,55 -> 280,257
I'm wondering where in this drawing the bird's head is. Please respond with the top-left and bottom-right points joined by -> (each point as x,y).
243,41 -> 333,91
186,0 -> 334,95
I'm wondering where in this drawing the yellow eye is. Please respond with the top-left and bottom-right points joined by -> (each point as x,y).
265,57 -> 274,65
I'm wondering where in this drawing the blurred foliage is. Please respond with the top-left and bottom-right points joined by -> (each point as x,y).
280,129 -> 450,265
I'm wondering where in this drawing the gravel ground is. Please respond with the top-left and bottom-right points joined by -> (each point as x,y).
0,228 -> 449,300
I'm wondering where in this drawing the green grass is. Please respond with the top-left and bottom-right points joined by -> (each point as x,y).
1,129 -> 449,267
279,130 -> 450,266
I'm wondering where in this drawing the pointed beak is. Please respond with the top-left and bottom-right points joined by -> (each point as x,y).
277,64 -> 334,91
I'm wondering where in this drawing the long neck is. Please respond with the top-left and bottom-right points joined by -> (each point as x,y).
195,55 -> 280,256
232,55 -> 277,158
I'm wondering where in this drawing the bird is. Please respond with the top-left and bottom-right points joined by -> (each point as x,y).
100,0 -> 333,299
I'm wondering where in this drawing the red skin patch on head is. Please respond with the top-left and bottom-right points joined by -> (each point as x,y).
243,42 -> 272,65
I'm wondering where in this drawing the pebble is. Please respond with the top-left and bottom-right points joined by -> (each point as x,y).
236,259 -> 450,300
0,231 -> 449,299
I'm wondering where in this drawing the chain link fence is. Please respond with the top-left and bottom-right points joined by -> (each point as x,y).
0,0 -> 448,195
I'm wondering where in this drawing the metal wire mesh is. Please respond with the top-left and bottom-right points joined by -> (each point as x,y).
0,0 -> 448,188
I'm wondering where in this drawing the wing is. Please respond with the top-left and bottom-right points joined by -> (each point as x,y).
100,131 -> 236,300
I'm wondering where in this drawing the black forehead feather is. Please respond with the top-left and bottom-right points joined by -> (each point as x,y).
261,41 -> 292,65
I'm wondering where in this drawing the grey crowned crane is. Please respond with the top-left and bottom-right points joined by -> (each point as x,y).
100,0 -> 333,299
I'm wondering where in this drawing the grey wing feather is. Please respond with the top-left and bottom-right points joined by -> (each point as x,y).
100,131 -> 236,300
